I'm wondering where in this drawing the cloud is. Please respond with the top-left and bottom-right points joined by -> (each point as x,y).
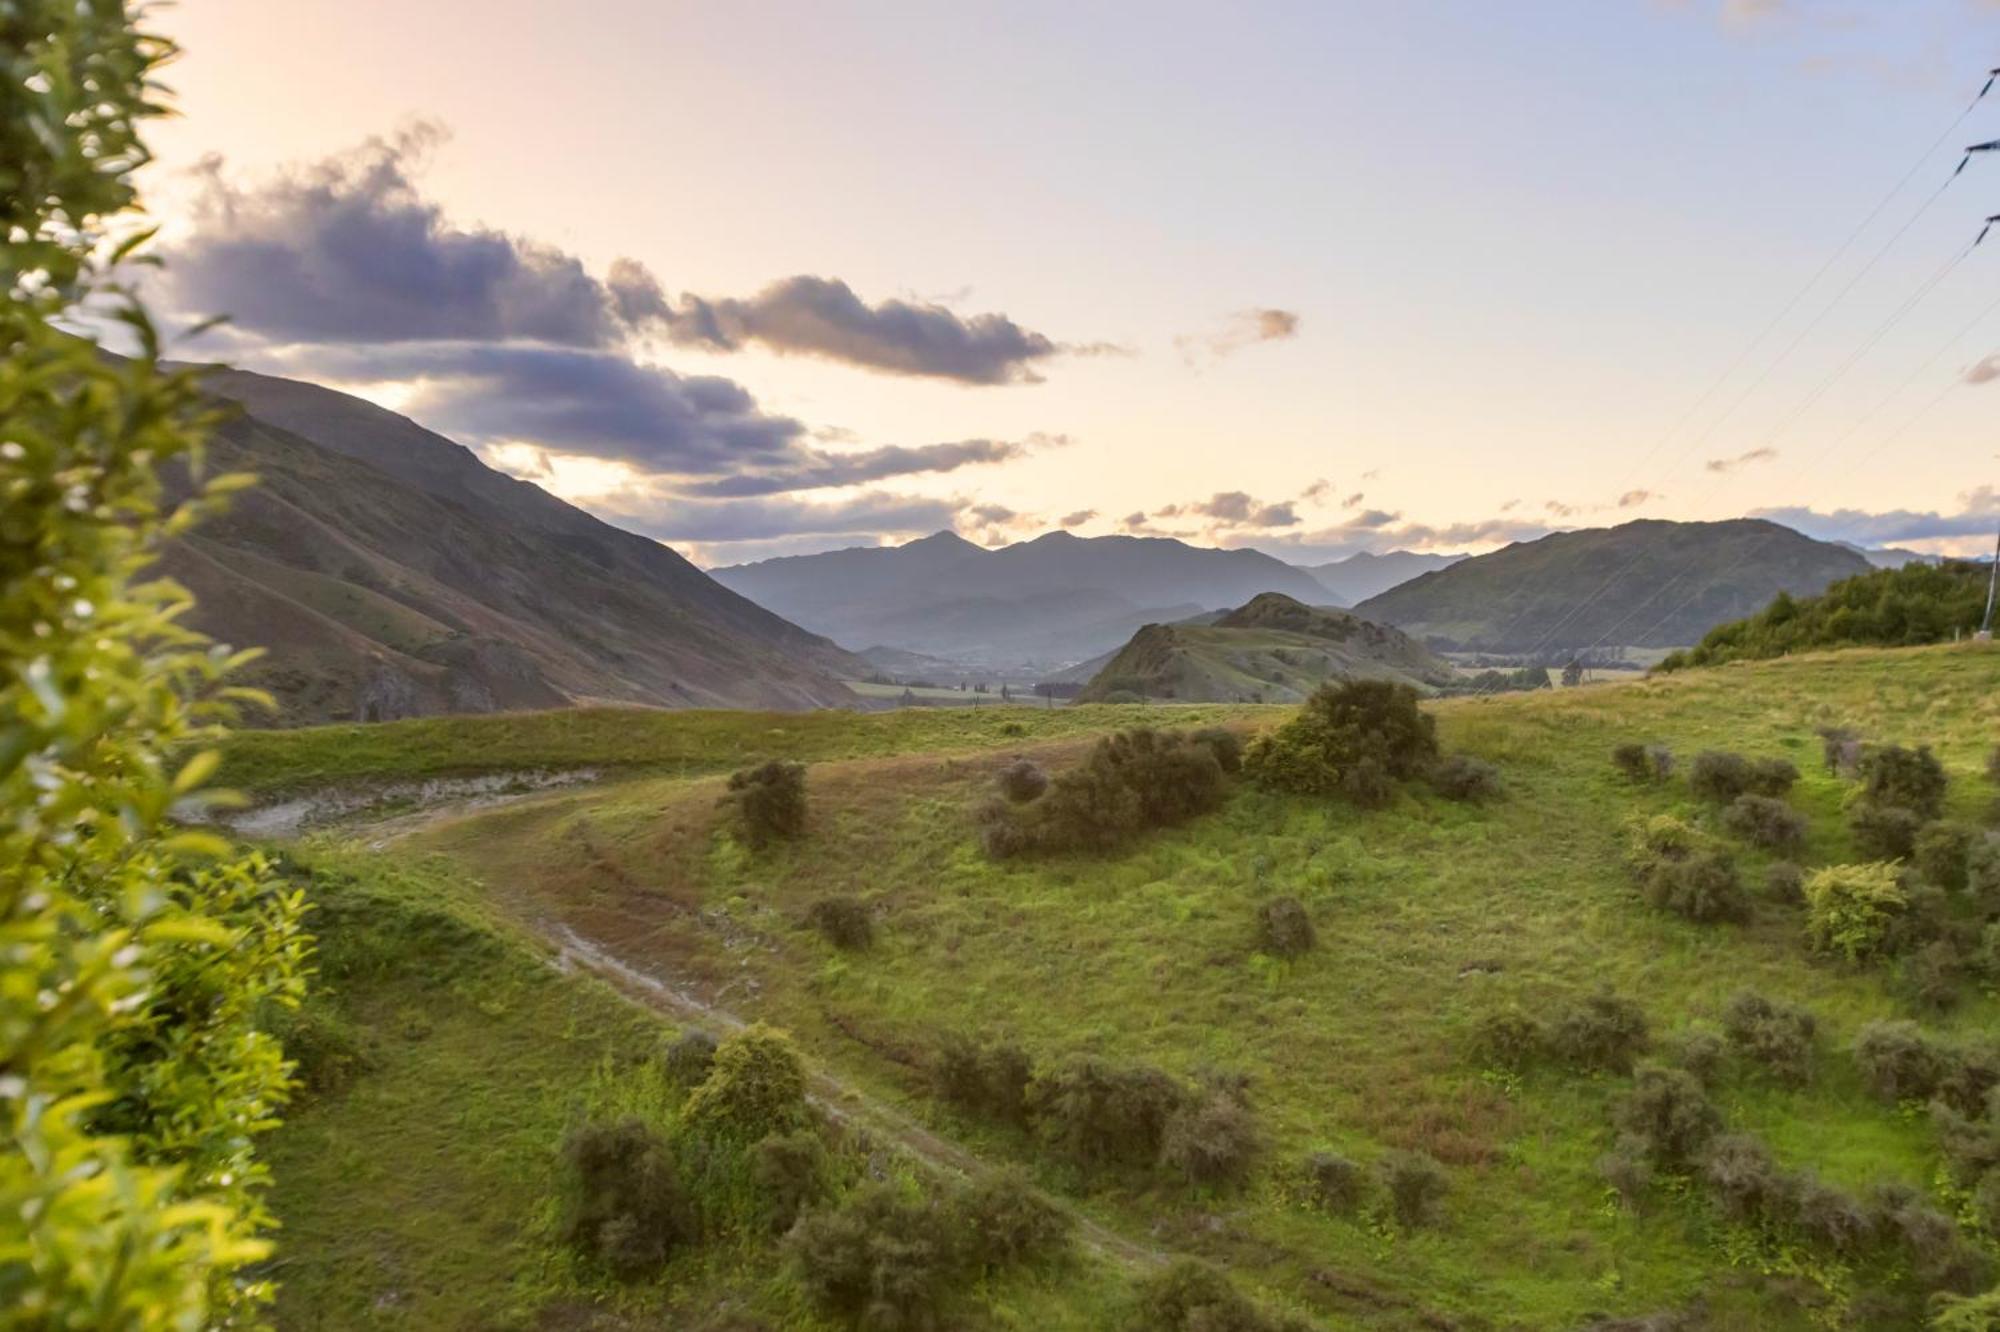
1175,308 -> 1301,364
1544,500 -> 1578,518
1617,489 -> 1658,508
602,487 -> 970,545
1705,446 -> 1779,474
1342,492 -> 1365,508
1059,508 -> 1098,527
163,127 -> 1082,386
1750,487 -> 2000,547
679,439 -> 1028,498
1965,354 -> 2000,385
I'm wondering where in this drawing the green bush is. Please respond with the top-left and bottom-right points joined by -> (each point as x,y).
750,1129 -> 828,1235
1597,1145 -> 1653,1210
1549,991 -> 1650,1074
1159,1088 -> 1261,1188
1765,860 -> 1806,905
1669,1030 -> 1725,1087
1131,1259 -> 1280,1332
557,1118 -> 691,1279
1722,794 -> 1807,851
683,1024 -> 811,1140
1689,751 -> 1755,802
995,758 -> 1048,804
1378,1150 -> 1449,1228
1612,742 -> 1660,783
1190,727 -> 1245,775
1904,939 -> 1969,1014
1028,1055 -> 1186,1172
1667,563 -> 1993,669
1858,744 -> 1948,820
1244,679 -> 1438,807
1429,753 -> 1502,802
664,1030 -> 718,1087
786,1182 -> 955,1329
1721,992 -> 1816,1088
1917,822 -> 1979,893
1473,1007 -> 1547,1071
721,760 -> 808,848
931,1035 -> 1033,1126
1614,1066 -> 1721,1169
952,1166 -> 1070,1271
1304,1151 -> 1368,1214
1804,863 -> 1907,962
1750,757 -> 1800,797
1851,801 -> 1925,860
980,727 -> 1229,858
1626,816 -> 1751,924
1254,896 -> 1316,958
807,896 -> 874,950
1969,833 -> 2000,911
1853,1021 -> 1945,1103
1699,1133 -> 1795,1226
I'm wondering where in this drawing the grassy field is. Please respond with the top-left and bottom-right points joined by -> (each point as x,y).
257,644 -> 2000,1328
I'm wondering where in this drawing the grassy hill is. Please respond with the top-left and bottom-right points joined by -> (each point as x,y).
243,644 -> 2000,1328
1075,592 -> 1455,703
161,364 -> 862,723
1352,519 -> 1871,652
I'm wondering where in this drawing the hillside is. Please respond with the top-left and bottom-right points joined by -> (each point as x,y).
227,643 -> 2000,1329
1076,591 -> 1455,702
1298,549 -> 1463,604
1661,558 -> 1996,671
710,530 -> 1330,669
161,365 -> 861,722
1352,518 -> 1870,652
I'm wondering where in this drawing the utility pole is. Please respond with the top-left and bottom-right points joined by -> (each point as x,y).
1979,521 -> 2000,640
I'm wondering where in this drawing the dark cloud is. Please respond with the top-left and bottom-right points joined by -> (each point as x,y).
679,439 -> 1026,498
1705,446 -> 1779,474
1749,487 -> 2000,546
602,488 -> 969,545
1059,508 -> 1098,527
1154,490 -> 1300,529
1175,308 -> 1301,364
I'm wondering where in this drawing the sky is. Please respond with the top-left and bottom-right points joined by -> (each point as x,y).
137,0 -> 2000,566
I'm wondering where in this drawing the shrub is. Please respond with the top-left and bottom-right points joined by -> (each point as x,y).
1722,794 -> 1807,851
1598,1145 -> 1653,1210
1818,726 -> 1862,776
663,1030 -> 719,1087
1429,753 -> 1502,802
1379,1150 -> 1449,1228
1853,1021 -> 1945,1102
1934,1289 -> 2000,1331
683,1024 -> 810,1140
721,760 -> 808,848
984,728 -> 1230,858
1969,832 -> 2000,910
1931,1102 -> 2000,1184
1755,864 -> 1803,910
932,1035 -> 1033,1126
1612,742 -> 1654,782
1916,821 -> 1979,893
1858,744 -> 1948,820
750,1129 -> 827,1235
1721,992 -> 1816,1088
1028,1055 -> 1186,1172
557,1118 -> 691,1278
973,797 -> 1036,859
1851,801 -> 1925,860
1304,1152 -> 1368,1214
1473,1007 -> 1547,1071
1549,991 -> 1650,1074
1904,939 -> 1968,1014
1749,757 -> 1800,797
953,1167 -> 1070,1271
1244,679 -> 1438,806
807,896 -> 873,950
1159,1088 -> 1262,1187
995,759 -> 1048,804
1190,727 -> 1245,775
1875,1193 -> 1988,1293
1935,1043 -> 2000,1119
1700,1133 -> 1795,1225
786,1183 -> 955,1328
1645,745 -> 1677,782
1627,816 -> 1751,924
1255,896 -> 1316,959
1132,1259 -> 1272,1332
1614,1066 -> 1720,1169
1793,1174 -> 1871,1256
1669,1030 -> 1726,1087
1804,862 -> 1907,962
1689,751 -> 1755,803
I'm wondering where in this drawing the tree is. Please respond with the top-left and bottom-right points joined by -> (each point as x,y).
2,4 -> 309,1324
1561,659 -> 1585,687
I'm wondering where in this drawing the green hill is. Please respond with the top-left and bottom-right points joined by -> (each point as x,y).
1661,559 -> 1996,671
1075,592 -> 1454,702
232,642 -> 2000,1329
1352,518 -> 1870,652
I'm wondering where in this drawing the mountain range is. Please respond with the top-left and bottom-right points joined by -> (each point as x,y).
1075,592 -> 1454,703
709,531 -> 1332,671
1297,549 -> 1465,604
160,365 -> 862,723
1351,518 -> 1872,653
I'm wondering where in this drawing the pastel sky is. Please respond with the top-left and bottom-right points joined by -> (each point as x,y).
141,0 -> 2000,566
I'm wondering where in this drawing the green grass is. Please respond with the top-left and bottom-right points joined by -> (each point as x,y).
217,699 -> 1276,797
260,643 -> 2000,1328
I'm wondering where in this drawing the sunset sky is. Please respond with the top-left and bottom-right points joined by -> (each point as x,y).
141,0 -> 2000,566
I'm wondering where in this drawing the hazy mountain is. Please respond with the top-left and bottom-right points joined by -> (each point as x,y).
1351,518 -> 1871,652
1836,542 -> 1943,570
161,364 -> 862,723
710,530 -> 1331,669
1297,549 -> 1465,604
1076,592 -> 1453,703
